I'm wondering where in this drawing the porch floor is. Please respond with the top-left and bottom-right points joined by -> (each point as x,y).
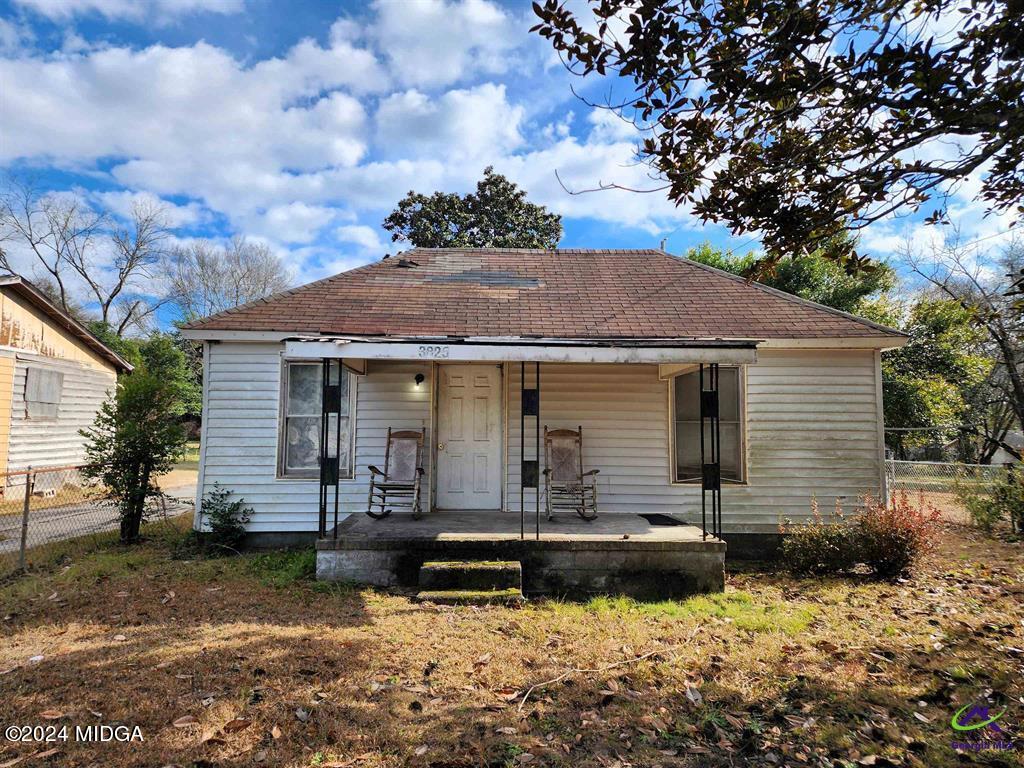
320,510 -> 711,546
316,511 -> 726,598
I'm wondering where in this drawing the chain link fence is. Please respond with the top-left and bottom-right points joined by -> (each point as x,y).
0,465 -> 189,579
886,459 -> 1010,523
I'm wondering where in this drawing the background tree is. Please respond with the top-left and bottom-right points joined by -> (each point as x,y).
0,178 -> 171,334
686,237 -> 895,314
905,236 -> 1024,451
383,166 -> 563,249
165,237 -> 292,321
80,367 -> 187,543
88,323 -> 202,416
532,0 -> 1023,271
861,297 -> 992,459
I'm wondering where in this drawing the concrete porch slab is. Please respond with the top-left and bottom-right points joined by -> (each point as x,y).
316,511 -> 726,598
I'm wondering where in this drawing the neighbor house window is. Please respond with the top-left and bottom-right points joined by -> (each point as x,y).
279,361 -> 355,479
672,367 -> 744,483
25,367 -> 63,420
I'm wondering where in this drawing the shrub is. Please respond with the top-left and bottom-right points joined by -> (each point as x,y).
196,483 -> 252,555
781,493 -> 939,579
954,468 -> 1024,533
855,492 -> 939,579
80,369 -> 187,543
779,498 -> 860,576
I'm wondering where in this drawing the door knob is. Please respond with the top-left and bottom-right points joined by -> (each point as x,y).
438,443 -> 446,451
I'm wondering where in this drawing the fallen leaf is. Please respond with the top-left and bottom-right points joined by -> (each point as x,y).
113,634 -> 127,642
34,749 -> 59,760
173,715 -> 197,728
294,707 -> 309,722
414,745 -> 428,756
685,686 -> 703,706
222,718 -> 251,733
271,725 -> 282,739
27,655 -> 44,664
254,750 -> 267,763
155,661 -> 173,670
38,710 -> 63,720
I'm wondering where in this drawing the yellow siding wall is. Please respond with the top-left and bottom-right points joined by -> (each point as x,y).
0,289 -> 115,373
0,354 -> 13,476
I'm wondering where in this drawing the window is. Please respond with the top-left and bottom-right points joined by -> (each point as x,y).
279,362 -> 355,479
25,367 -> 63,420
672,367 -> 744,483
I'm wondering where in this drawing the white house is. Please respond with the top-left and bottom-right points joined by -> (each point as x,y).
181,248 -> 905,593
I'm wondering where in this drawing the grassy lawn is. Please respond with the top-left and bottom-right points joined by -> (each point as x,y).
0,521 -> 1021,767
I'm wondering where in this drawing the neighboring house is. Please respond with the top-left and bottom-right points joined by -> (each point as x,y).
182,248 -> 907,579
0,276 -> 132,490
991,431 -> 1023,465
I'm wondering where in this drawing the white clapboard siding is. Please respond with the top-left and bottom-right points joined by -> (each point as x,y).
198,343 -> 431,532
9,354 -> 117,470
505,351 -> 883,533
201,344 -> 883,534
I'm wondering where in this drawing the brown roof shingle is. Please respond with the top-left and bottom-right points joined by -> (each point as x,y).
184,248 -> 903,341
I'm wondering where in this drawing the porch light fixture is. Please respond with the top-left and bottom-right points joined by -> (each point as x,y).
414,373 -> 425,389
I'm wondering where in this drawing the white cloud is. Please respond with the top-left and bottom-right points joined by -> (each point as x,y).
12,0 -> 244,22
375,83 -> 524,160
369,0 -> 522,88
94,189 -> 208,227
334,224 -> 385,253
0,17 -> 33,52
251,203 -> 340,245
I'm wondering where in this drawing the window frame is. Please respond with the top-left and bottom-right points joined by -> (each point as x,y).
24,366 -> 64,421
667,365 -> 747,485
277,359 -> 357,481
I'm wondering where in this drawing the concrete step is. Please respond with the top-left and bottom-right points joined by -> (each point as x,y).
418,560 -> 522,591
414,588 -> 525,606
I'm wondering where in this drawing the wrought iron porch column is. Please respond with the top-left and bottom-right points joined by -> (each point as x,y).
520,362 -> 540,540
699,363 -> 722,540
318,358 -> 343,539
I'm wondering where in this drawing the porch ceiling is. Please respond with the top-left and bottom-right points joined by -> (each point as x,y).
283,336 -> 759,365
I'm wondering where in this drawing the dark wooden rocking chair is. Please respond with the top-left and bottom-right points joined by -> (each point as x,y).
366,428 -> 425,520
543,425 -> 600,521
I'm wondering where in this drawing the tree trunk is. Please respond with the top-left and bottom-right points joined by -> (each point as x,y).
119,463 -> 152,543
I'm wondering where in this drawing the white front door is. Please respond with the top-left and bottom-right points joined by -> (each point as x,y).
436,364 -> 503,510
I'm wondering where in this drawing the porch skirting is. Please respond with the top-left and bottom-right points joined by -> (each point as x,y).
315,512 -> 726,598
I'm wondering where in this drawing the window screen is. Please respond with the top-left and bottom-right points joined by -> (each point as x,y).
280,362 -> 354,478
673,367 -> 743,482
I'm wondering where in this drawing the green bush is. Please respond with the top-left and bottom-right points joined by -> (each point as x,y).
955,468 -> 1024,533
781,493 -> 939,579
194,483 -> 252,555
779,499 -> 860,576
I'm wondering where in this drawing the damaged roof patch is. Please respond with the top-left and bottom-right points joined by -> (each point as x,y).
427,269 -> 541,289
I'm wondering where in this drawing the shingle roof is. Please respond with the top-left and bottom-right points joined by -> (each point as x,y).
184,248 -> 904,341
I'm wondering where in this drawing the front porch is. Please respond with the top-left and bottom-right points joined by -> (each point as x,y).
316,510 -> 726,598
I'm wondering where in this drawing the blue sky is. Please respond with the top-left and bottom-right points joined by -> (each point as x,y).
0,0 -> 1016,321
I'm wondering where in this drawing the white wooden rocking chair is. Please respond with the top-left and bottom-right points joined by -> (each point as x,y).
366,428 -> 425,520
543,425 -> 600,521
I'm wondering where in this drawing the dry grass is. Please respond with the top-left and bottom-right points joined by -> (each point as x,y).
0,520 -> 1021,768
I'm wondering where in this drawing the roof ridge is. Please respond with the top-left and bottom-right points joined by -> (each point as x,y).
661,250 -> 905,338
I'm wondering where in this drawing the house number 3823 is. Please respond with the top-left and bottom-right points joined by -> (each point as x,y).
417,345 -> 450,359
